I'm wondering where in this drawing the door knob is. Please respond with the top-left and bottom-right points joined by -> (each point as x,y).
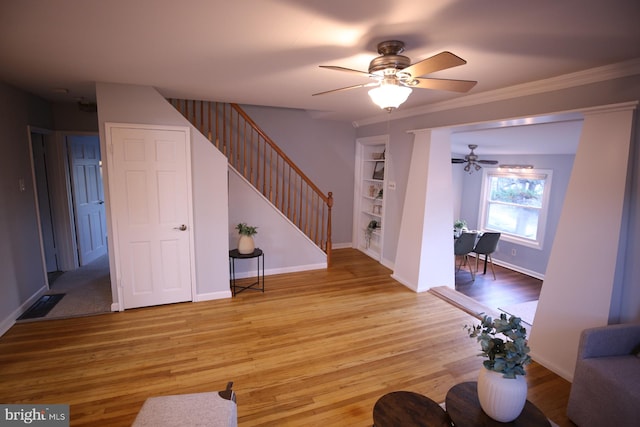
174,224 -> 187,231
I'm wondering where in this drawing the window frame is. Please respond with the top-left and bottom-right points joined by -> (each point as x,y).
478,168 -> 553,250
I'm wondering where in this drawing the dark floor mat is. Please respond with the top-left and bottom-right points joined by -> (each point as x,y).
48,270 -> 64,285
17,294 -> 65,320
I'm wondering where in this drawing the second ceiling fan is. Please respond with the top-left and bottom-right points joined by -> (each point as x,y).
452,144 -> 498,172
313,40 -> 477,110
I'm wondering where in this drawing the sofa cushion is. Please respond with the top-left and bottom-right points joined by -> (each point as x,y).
133,391 -> 237,427
582,356 -> 640,390
568,355 -> 640,426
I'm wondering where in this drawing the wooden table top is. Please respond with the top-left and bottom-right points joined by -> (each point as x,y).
372,390 -> 450,427
445,382 -> 551,426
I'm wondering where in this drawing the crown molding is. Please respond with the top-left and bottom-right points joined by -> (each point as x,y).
353,58 -> 640,128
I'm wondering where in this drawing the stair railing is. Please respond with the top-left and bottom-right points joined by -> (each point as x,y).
169,99 -> 333,266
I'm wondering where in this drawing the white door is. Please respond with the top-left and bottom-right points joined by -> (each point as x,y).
69,135 -> 108,266
107,124 -> 194,309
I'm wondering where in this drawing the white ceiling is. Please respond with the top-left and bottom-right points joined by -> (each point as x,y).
450,116 -> 584,156
1,0 -> 639,150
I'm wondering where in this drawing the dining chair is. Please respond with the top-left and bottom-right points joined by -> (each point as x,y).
454,232 -> 478,280
472,232 -> 501,279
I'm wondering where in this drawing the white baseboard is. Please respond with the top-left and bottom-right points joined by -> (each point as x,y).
231,262 -> 327,280
483,256 -> 545,280
332,242 -> 352,250
529,349 -> 574,382
380,256 -> 395,271
0,285 -> 48,337
195,290 -> 233,301
390,273 -> 417,292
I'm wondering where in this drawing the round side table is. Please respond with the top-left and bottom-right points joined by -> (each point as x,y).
228,248 -> 264,296
372,390 -> 450,427
445,382 -> 551,426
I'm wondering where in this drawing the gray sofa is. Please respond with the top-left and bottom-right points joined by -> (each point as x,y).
567,323 -> 640,427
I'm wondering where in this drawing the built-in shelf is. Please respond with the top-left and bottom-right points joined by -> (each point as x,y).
353,136 -> 388,261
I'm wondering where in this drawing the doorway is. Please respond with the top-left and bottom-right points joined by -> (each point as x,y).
448,115 -> 581,320
106,123 -> 195,310
67,135 -> 108,266
30,130 -> 60,279
29,129 -> 112,318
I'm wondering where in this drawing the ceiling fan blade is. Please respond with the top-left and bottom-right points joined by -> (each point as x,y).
312,82 -> 378,96
319,65 -> 373,77
478,160 -> 499,165
401,51 -> 467,78
411,78 -> 477,93
451,158 -> 466,164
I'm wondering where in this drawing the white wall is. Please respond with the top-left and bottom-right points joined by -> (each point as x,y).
392,129 -> 455,291
529,104 -> 636,380
96,83 -> 230,304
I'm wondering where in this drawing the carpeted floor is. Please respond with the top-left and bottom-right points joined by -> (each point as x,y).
499,300 -> 538,326
18,255 -> 112,322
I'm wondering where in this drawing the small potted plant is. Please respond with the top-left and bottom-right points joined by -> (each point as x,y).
365,220 -> 379,247
235,222 -> 258,254
465,314 -> 532,422
454,219 -> 467,237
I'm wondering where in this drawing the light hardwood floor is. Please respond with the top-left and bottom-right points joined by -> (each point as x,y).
0,249 -> 573,426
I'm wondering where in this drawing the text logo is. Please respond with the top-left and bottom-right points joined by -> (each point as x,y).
0,405 -> 69,426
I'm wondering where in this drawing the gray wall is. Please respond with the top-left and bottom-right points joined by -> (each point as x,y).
240,105 -> 356,246
456,154 -> 575,277
52,102 -> 99,132
0,83 -> 53,332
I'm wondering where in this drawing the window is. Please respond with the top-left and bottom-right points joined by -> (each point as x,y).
478,169 -> 553,249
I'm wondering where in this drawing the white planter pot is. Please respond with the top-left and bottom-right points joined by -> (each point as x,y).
238,235 -> 255,254
477,367 -> 527,422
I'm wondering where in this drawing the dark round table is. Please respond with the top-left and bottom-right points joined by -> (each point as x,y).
445,382 -> 551,426
372,390 -> 450,427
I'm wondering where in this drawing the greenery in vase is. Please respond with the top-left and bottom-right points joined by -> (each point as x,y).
454,219 -> 467,229
236,222 -> 258,236
364,220 -> 379,246
465,313 -> 532,378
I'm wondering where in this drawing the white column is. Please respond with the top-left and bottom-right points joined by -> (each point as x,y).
392,129 -> 455,292
529,102 -> 636,380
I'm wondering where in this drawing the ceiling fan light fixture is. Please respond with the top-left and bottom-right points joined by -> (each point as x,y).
368,81 -> 412,111
499,164 -> 534,170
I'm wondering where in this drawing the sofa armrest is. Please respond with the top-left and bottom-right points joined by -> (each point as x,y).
578,323 -> 640,359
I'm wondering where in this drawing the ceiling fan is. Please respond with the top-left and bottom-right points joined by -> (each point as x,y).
313,40 -> 477,110
452,144 -> 498,172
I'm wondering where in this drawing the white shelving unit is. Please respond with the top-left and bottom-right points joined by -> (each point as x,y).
353,135 -> 388,261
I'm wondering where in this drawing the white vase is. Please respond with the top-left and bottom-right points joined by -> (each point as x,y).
477,367 -> 528,422
238,235 -> 255,254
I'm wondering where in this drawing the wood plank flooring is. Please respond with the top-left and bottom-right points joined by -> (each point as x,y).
455,258 -> 543,308
0,249 -> 572,426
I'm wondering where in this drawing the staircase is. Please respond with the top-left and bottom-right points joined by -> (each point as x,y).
169,99 -> 333,265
